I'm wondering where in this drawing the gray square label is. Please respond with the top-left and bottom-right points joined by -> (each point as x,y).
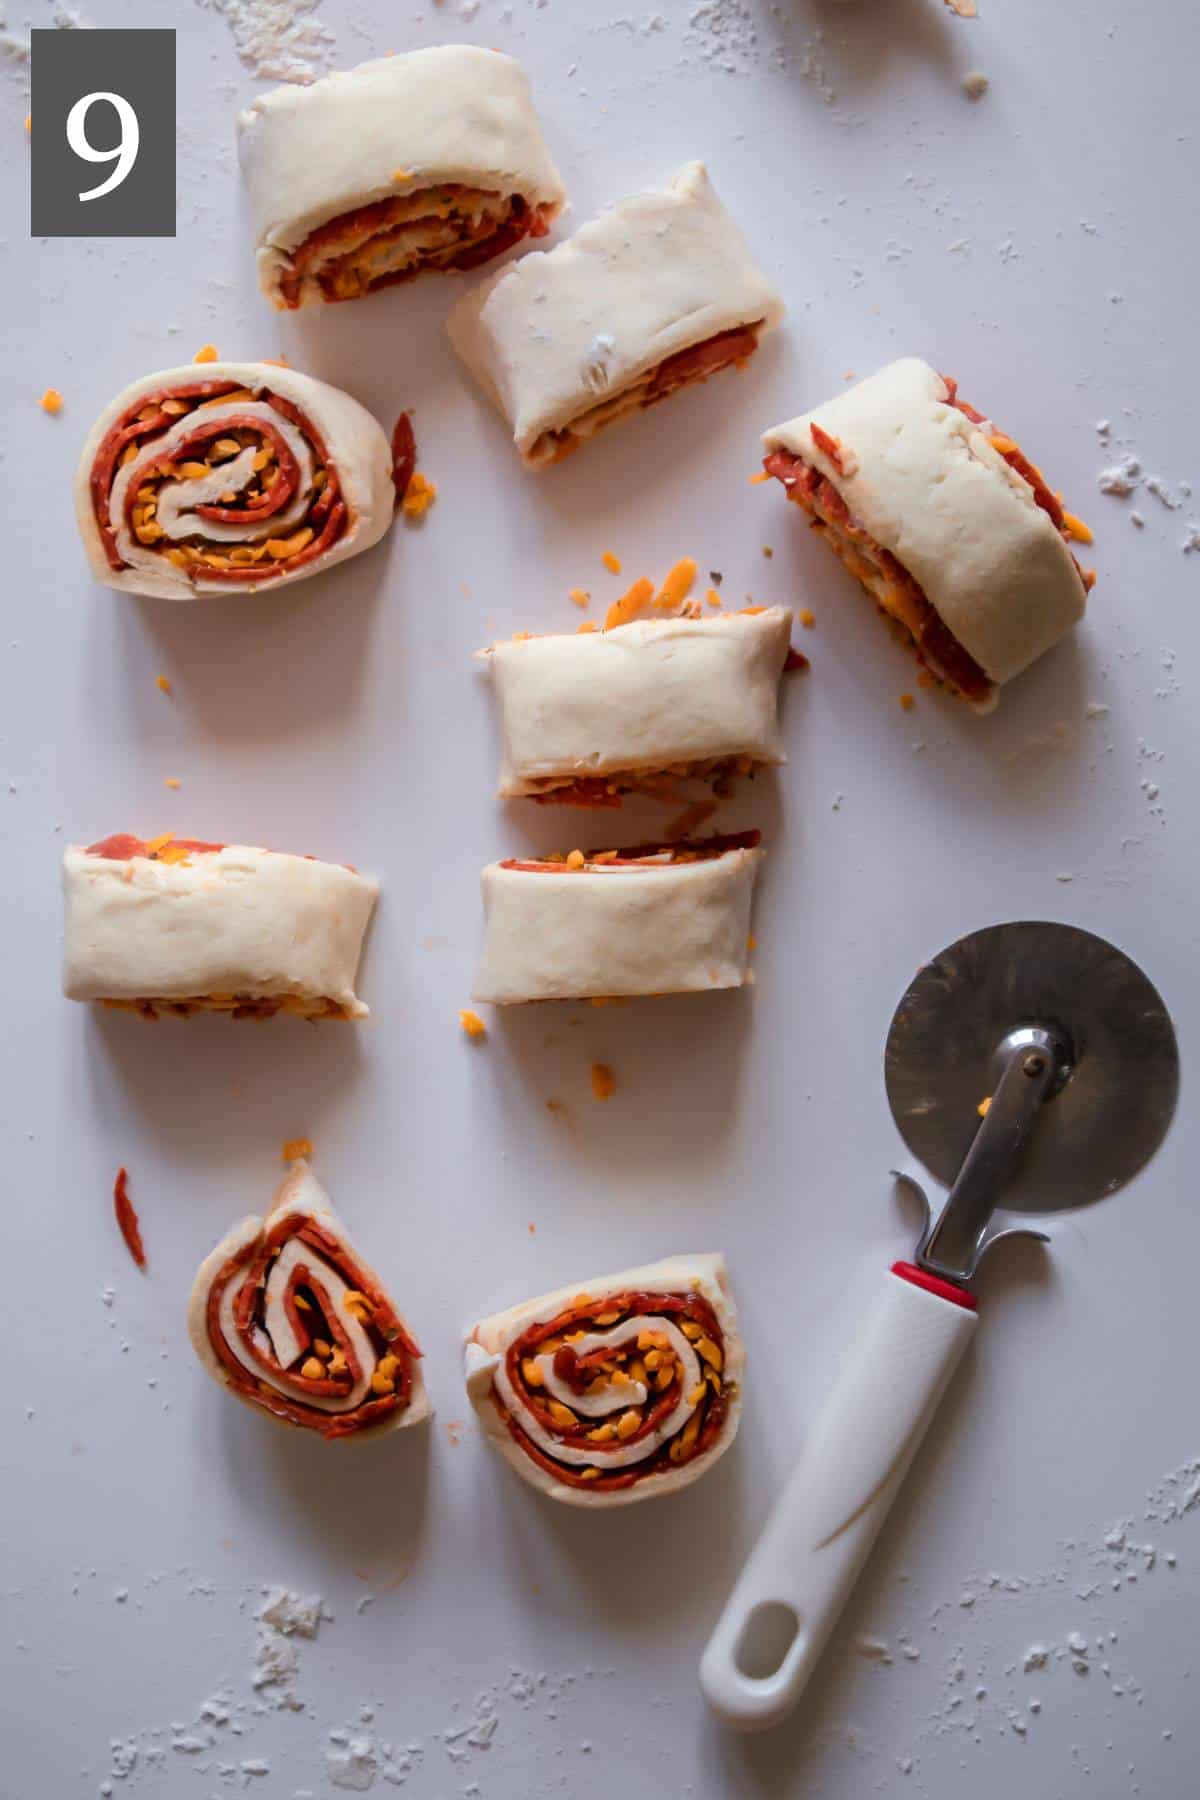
31,28 -> 176,238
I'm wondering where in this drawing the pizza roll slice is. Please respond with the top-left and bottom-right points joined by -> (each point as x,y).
480,604 -> 793,805
62,834 -> 378,1020
465,1254 -> 742,1507
473,833 -> 762,1005
762,357 -> 1092,709
77,361 -> 393,600
238,46 -> 565,310
448,161 -> 784,468
190,1159 -> 430,1440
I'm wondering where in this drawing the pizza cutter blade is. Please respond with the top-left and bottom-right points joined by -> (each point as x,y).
701,921 -> 1178,1733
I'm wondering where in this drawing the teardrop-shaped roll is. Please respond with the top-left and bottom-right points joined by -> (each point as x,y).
464,1254 -> 743,1507
76,361 -> 394,600
189,1161 -> 430,1440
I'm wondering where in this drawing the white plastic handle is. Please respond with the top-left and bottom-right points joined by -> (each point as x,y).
700,1267 -> 977,1731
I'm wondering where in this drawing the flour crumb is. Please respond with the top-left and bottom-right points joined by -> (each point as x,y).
1098,457 -> 1141,496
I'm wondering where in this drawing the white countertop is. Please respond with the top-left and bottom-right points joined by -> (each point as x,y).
4,1 -> 1198,1795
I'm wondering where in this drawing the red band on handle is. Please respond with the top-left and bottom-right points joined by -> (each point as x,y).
891,1260 -> 978,1312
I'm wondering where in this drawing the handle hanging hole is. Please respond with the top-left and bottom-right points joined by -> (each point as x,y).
734,1601 -> 802,1681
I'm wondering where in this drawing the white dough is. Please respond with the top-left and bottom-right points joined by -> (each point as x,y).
762,357 -> 1088,687
61,842 -> 378,1017
75,361 -> 394,601
464,1253 -> 743,1508
237,46 -> 566,308
472,846 -> 762,1004
481,608 -> 792,795
188,1161 -> 431,1436
447,161 -> 784,466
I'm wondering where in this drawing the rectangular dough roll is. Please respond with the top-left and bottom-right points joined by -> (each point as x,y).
473,836 -> 762,1004
448,161 -> 784,467
62,836 -> 378,1019
238,46 -> 566,309
482,607 -> 792,799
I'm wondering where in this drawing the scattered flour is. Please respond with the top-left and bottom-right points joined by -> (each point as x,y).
684,0 -> 758,74
194,0 -> 335,83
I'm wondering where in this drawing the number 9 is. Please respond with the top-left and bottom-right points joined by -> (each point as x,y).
66,91 -> 139,203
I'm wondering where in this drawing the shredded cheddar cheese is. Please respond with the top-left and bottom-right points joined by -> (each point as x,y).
164,777 -> 182,789
458,1008 -> 487,1040
799,609 -> 816,629
391,167 -> 412,182
590,1063 -> 616,1102
566,849 -> 586,870
601,551 -> 622,574
193,345 -> 220,364
39,388 -> 63,415
401,472 -> 437,518
899,693 -> 915,711
1063,511 -> 1094,544
977,1096 -> 992,1119
569,587 -> 590,609
156,674 -> 173,695
748,471 -> 770,485
705,588 -> 722,608
655,556 -> 698,610
144,832 -> 174,855
577,621 -> 599,633
604,576 -> 654,630
282,1137 -> 314,1162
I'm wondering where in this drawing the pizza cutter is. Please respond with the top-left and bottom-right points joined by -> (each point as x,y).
701,921 -> 1178,1731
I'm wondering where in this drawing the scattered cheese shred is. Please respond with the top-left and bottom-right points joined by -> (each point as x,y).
392,167 -> 412,182
747,934 -> 757,952
656,556 -> 698,610
604,576 -> 654,630
156,674 -> 172,695
577,621 -> 599,633
566,849 -> 586,870
569,587 -> 590,609
799,609 -> 816,629
748,471 -> 770,485
458,1008 -> 487,1040
705,588 -> 722,608
601,551 -> 622,574
24,114 -> 31,135
193,345 -> 220,364
144,832 -> 174,855
401,472 -> 437,518
899,693 -> 915,712
164,777 -> 182,789
977,1096 -> 992,1119
282,1137 -> 313,1162
40,388 -> 63,415
590,1063 -> 616,1102
1062,511 -> 1094,544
